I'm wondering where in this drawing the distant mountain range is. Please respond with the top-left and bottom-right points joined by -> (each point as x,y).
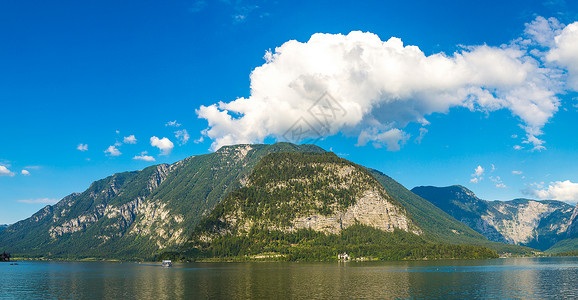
2,143 -> 571,261
0,225 -> 8,232
412,185 -> 577,252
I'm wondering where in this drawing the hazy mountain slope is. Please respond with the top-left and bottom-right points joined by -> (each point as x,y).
0,143 -> 324,259
412,185 -> 574,250
370,171 -> 532,254
0,225 -> 7,232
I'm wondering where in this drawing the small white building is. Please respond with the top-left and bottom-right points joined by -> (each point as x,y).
338,253 -> 350,261
162,260 -> 172,267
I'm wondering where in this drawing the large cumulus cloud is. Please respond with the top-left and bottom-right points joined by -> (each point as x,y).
197,17 -> 578,151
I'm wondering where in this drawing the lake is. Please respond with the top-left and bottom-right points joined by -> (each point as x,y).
2,257 -> 578,299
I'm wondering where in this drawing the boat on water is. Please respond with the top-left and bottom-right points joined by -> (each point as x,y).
162,260 -> 172,267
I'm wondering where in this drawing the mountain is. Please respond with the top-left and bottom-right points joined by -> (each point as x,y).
181,151 -> 498,261
412,185 -> 574,250
369,172 -> 532,254
547,206 -> 578,253
1,142 -> 525,260
0,225 -> 7,232
0,143 -> 324,259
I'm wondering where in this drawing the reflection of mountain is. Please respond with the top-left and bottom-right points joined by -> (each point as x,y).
412,185 -> 574,250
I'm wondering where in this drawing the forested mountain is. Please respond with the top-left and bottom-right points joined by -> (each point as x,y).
412,185 -> 575,251
1,143 -> 532,260
0,143 -> 324,259
179,152 -> 499,261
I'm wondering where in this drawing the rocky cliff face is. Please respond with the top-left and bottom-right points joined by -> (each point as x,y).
0,143 -> 326,259
195,152 -> 421,243
412,185 -> 574,250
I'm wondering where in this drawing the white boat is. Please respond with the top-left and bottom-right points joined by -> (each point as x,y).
162,260 -> 172,267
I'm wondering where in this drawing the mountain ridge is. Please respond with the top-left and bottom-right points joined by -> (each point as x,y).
0,143 -> 325,259
1,143 -> 530,260
412,185 -> 574,251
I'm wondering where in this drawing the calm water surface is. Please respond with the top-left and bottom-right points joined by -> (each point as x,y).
2,257 -> 578,299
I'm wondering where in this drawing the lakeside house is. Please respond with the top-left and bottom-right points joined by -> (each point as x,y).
338,253 -> 350,262
162,260 -> 172,267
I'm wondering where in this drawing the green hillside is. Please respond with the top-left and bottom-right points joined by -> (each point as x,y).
176,152 -> 499,261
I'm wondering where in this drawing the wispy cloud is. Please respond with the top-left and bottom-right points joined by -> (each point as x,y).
77,143 -> 88,151
470,165 -> 484,184
133,151 -> 155,162
18,198 -> 59,205
21,170 -> 30,176
165,120 -> 181,127
175,129 -> 190,145
490,176 -> 508,189
473,166 -> 485,177
189,0 -> 207,13
123,135 -> 137,144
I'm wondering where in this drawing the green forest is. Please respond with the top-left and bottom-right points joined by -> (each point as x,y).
163,224 -> 499,262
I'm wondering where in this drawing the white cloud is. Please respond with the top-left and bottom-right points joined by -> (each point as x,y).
512,170 -> 523,175
523,16 -> 563,48
104,145 -> 121,157
490,176 -> 508,189
123,135 -> 137,144
175,129 -> 190,145
77,143 -> 88,151
0,165 -> 14,177
529,180 -> 578,203
513,145 -> 523,150
415,127 -> 428,144
473,165 -> 485,177
21,170 -> 30,176
150,136 -> 174,155
165,120 -> 181,127
197,20 -> 568,151
18,198 -> 58,204
133,151 -> 156,162
470,165 -> 484,184
357,128 -> 408,151
547,21 -> 578,90
496,183 -> 508,189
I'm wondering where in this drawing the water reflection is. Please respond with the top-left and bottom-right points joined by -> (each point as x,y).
2,257 -> 578,299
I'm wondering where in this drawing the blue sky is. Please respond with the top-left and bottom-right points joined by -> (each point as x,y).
1,0 -> 578,224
